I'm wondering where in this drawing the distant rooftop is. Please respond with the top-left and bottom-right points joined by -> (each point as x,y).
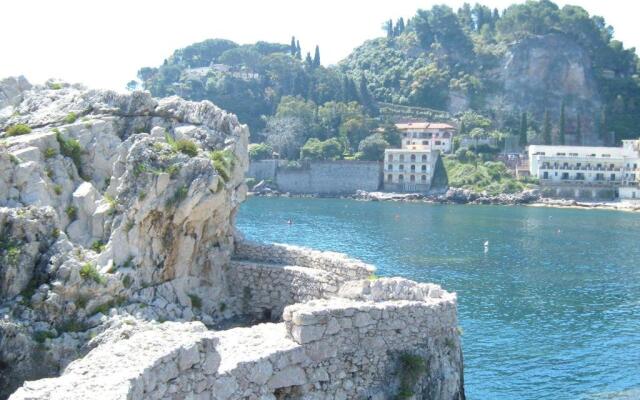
395,122 -> 455,130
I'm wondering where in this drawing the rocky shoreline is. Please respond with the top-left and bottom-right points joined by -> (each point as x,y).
250,184 -> 640,212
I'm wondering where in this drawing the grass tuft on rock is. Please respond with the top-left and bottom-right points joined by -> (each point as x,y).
396,352 -> 427,399
5,124 -> 32,137
63,112 -> 78,124
79,262 -> 105,284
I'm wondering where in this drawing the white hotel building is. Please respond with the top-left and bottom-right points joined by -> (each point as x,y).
528,140 -> 640,200
395,122 -> 455,154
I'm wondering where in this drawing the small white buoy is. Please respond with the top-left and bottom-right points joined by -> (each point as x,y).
484,240 -> 489,253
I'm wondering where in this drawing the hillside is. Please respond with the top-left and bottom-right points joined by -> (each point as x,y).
340,1 -> 640,145
136,1 -> 640,151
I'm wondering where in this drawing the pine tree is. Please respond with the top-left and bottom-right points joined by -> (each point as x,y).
313,45 -> 321,68
519,112 -> 528,148
559,101 -> 566,145
576,114 -> 582,145
290,36 -> 296,56
459,120 -> 466,135
543,110 -> 552,145
295,40 -> 301,60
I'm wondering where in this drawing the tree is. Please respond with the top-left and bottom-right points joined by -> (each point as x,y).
263,117 -> 306,160
381,122 -> 401,147
384,19 -> 394,38
304,52 -> 313,68
313,45 -> 321,68
357,133 -> 389,161
295,40 -> 302,60
575,113 -> 582,145
542,110 -> 552,145
290,36 -> 296,56
358,76 -> 378,115
394,17 -> 405,36
248,143 -> 273,161
519,112 -> 528,147
300,138 -> 343,160
126,80 -> 139,91
559,102 -> 566,145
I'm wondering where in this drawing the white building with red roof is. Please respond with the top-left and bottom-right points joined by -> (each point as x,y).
395,121 -> 456,153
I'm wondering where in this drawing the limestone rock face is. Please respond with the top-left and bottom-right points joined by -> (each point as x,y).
493,33 -> 602,144
0,77 -> 248,397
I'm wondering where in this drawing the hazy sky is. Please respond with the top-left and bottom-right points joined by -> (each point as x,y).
1,0 -> 638,91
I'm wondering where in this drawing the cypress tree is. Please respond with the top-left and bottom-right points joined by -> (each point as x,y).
304,52 -> 313,68
542,110 -> 551,145
459,120 -> 466,135
576,114 -> 582,145
519,111 -> 528,148
559,101 -> 566,145
395,17 -> 405,36
295,40 -> 301,60
599,107 -> 607,145
359,76 -> 377,115
385,19 -> 393,38
313,45 -> 321,68
290,36 -> 296,56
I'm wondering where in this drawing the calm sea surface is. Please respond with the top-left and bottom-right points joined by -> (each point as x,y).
236,197 -> 640,400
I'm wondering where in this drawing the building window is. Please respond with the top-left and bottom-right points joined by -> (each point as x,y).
387,164 -> 393,171
405,140 -> 411,145
421,165 -> 426,172
610,174 -> 616,181
410,175 -> 415,182
576,173 -> 585,180
562,172 -> 569,180
410,154 -> 416,162
399,174 -> 404,181
436,140 -> 441,145
388,154 -> 393,162
543,171 -> 549,179
421,154 -> 427,162
410,165 -> 416,172
422,140 -> 428,145
387,174 -> 393,182
421,175 -> 427,181
399,164 -> 404,170
399,155 -> 405,162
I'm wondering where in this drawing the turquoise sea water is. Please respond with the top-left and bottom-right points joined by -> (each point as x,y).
236,197 -> 640,400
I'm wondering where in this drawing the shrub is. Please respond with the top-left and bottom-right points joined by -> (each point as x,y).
5,124 -> 32,137
104,194 -> 118,215
357,133 -> 389,161
166,164 -> 180,177
75,295 -> 88,309
79,263 -> 104,284
63,112 -> 78,124
209,149 -> 236,183
44,147 -> 57,159
90,240 -> 106,253
53,184 -> 63,195
248,142 -> 273,161
175,139 -> 199,156
65,206 -> 78,221
33,330 -> 57,343
48,82 -> 62,90
300,138 -> 344,160
188,294 -> 202,309
396,353 -> 427,399
122,275 -> 133,289
166,185 -> 188,208
55,130 -> 83,174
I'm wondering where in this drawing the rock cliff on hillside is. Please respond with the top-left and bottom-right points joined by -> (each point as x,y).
491,34 -> 602,143
0,76 -> 248,397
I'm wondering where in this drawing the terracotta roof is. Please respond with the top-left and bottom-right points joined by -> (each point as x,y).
395,122 -> 455,130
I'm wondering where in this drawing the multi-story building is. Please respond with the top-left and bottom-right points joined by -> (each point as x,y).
395,122 -> 456,153
528,140 -> 640,200
383,148 -> 440,192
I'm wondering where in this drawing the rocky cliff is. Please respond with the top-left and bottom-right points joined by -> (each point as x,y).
0,77 -> 248,397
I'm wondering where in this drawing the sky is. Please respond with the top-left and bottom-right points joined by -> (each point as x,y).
1,0 -> 638,91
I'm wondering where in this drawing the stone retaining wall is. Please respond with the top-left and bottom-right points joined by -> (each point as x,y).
233,240 -> 375,281
12,279 -> 463,400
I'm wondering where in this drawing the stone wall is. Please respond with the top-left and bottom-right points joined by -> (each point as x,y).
11,279 -> 464,400
226,241 -> 375,320
248,160 -> 382,195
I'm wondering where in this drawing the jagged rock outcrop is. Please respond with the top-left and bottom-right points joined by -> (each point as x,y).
0,77 -> 248,397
